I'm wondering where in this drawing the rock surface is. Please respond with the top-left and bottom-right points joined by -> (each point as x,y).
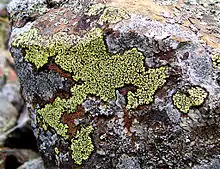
8,0 -> 220,168
17,157 -> 45,169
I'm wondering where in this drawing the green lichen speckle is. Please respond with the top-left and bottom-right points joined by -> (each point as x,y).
86,4 -> 129,24
71,125 -> 94,165
173,86 -> 208,113
55,147 -> 59,155
37,97 -> 69,139
86,3 -> 105,16
98,6 -> 130,24
12,3 -> 129,69
126,66 -> 167,109
212,54 -> 220,70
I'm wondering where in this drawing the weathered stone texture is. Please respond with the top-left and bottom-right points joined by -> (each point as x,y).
8,0 -> 220,168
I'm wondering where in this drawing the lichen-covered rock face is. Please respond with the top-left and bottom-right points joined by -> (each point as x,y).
8,0 -> 220,168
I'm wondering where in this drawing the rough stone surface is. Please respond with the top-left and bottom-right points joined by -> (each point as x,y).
0,93 -> 18,134
17,157 -> 45,169
8,0 -> 220,168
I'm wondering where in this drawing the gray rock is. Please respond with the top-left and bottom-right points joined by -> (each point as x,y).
17,157 -> 45,169
116,154 -> 141,169
2,83 -> 23,111
0,93 -> 17,134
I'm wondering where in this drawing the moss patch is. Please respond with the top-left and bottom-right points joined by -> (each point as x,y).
172,86 -> 208,113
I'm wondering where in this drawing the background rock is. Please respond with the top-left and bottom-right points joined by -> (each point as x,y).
0,1 -> 41,168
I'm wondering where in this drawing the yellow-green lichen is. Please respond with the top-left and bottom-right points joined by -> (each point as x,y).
55,28 -> 168,110
31,28 -> 168,165
212,54 -> 220,70
71,125 -> 94,165
54,147 -> 59,155
172,86 -> 208,113
12,29 -> 75,69
98,6 -> 130,24
86,3 -> 105,16
12,5 -> 130,69
86,4 -> 129,24
37,97 -> 69,139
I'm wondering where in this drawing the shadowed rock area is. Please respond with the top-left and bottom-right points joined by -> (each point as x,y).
7,0 -> 220,168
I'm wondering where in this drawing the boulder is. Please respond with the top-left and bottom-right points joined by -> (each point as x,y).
8,0 -> 220,168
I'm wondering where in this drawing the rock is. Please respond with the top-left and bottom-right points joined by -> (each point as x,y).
192,158 -> 220,169
116,154 -> 141,169
0,93 -> 18,135
17,157 -> 45,169
2,83 -> 23,111
8,0 -> 220,168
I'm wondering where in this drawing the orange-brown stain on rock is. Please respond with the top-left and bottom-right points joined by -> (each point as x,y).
131,133 -> 136,149
47,64 -> 72,80
122,106 -> 132,135
61,106 -> 85,136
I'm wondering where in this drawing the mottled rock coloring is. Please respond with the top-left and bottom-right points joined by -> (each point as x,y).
8,0 -> 220,168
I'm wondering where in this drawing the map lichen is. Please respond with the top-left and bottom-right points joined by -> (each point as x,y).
98,6 -> 130,24
12,29 -> 75,69
86,3 -> 105,16
86,4 -> 130,25
71,125 -> 94,165
55,28 -> 168,110
37,97 -> 69,139
172,86 -> 208,113
212,54 -> 220,70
